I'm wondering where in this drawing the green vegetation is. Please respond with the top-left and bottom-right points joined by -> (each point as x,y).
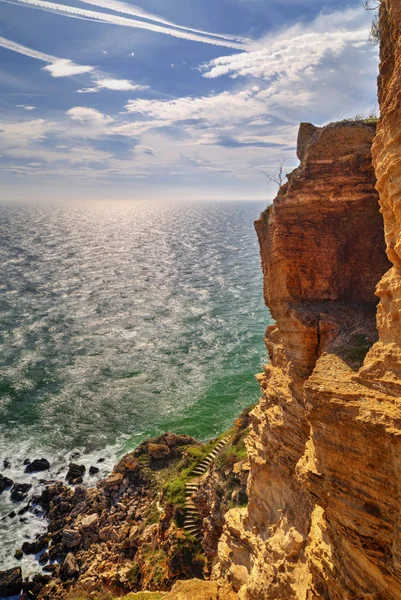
339,111 -> 378,125
164,432 -> 233,511
344,333 -> 372,363
126,563 -> 141,587
140,548 -> 169,588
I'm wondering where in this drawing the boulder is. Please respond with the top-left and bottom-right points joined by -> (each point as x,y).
62,528 -> 81,549
89,465 -> 100,476
81,513 -> 99,530
0,474 -> 13,495
66,463 -> 85,484
22,535 -> 48,555
10,483 -> 32,502
25,458 -> 50,473
0,567 -> 23,597
61,553 -> 79,579
148,443 -> 170,459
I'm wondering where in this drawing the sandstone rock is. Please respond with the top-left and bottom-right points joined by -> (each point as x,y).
81,513 -> 99,530
128,524 -> 140,546
216,119 -> 393,599
148,443 -> 170,459
61,553 -> 79,579
99,526 -> 119,542
25,458 -> 50,473
0,567 -> 23,597
62,528 -> 81,548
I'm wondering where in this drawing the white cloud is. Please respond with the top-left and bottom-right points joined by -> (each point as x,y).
43,59 -> 94,77
0,35 -> 95,80
129,52 -> 135,57
101,49 -> 108,54
95,78 -> 148,91
202,8 -> 370,81
124,90 -> 267,126
67,106 -> 114,124
16,105 -> 36,110
77,77 -> 148,93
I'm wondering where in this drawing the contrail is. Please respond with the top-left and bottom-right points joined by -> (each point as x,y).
77,0 -> 250,44
0,35 -> 56,62
1,0 -> 248,49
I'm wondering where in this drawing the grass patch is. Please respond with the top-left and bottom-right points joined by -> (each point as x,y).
344,333 -> 372,363
338,112 -> 378,125
164,433 -> 233,511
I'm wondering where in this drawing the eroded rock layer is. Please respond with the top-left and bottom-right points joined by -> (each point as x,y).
214,111 -> 400,598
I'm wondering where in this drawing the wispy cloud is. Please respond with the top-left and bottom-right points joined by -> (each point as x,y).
0,34 -> 148,94
2,0 -> 250,49
0,35 -> 93,77
124,90 -> 268,126
78,78 -> 149,93
16,104 -> 36,110
200,7 -> 372,88
67,106 -> 114,124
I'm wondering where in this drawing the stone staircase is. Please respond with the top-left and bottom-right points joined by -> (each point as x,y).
183,437 -> 229,539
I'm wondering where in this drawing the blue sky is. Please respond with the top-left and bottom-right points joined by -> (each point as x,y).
0,0 -> 379,201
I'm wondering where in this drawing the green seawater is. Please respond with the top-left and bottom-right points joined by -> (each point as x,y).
0,200 -> 271,457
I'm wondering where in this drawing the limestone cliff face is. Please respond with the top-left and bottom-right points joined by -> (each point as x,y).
215,115 -> 397,597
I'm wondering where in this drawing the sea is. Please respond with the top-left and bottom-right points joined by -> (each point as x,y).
0,199 -> 270,576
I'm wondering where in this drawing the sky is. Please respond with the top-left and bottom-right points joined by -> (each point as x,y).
0,0 -> 379,201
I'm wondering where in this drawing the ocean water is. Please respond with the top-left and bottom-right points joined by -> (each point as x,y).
0,199 -> 270,573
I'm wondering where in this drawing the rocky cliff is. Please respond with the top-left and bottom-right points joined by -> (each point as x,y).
214,53 -> 401,595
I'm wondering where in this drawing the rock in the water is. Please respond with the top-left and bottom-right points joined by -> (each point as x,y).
62,528 -> 81,549
10,483 -> 32,502
89,465 -> 99,476
25,458 -> 50,473
22,536 -> 48,555
66,463 -> 85,484
14,549 -> 23,560
0,475 -> 13,495
3,460 -> 11,469
61,553 -> 79,579
0,567 -> 23,597
23,459 -> 30,465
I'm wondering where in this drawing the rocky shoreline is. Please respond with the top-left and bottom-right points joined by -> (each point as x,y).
0,408 -> 251,599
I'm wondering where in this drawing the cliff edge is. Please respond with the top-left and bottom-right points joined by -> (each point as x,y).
214,25 -> 401,593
